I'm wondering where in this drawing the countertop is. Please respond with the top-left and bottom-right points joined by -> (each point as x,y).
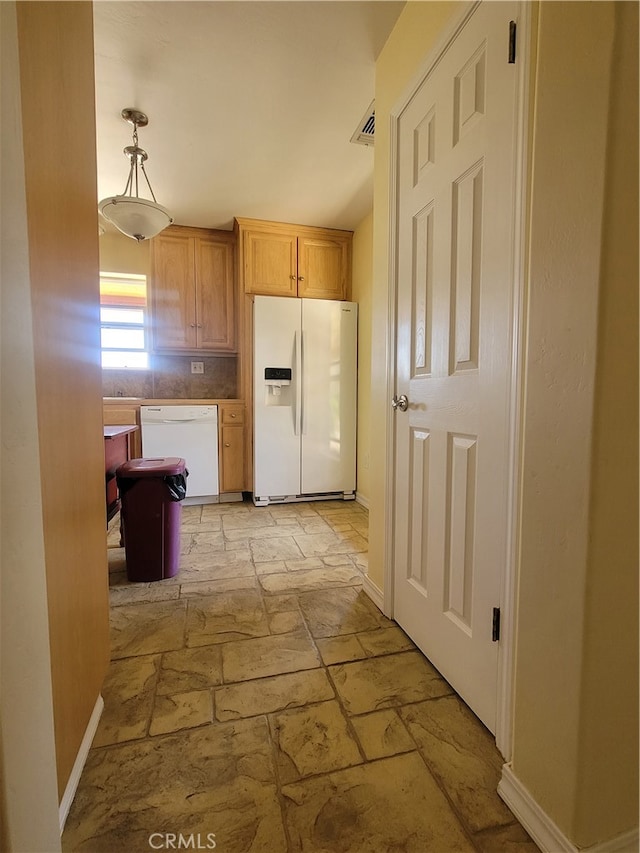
104,425 -> 139,439
103,398 -> 244,406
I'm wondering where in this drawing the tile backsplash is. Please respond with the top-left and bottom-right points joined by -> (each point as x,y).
102,355 -> 237,399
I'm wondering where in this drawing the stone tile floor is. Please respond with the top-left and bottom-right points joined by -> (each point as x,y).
62,499 -> 538,853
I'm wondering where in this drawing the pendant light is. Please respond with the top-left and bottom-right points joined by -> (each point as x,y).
98,108 -> 173,242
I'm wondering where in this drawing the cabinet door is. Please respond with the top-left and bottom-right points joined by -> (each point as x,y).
196,237 -> 236,351
297,234 -> 350,300
244,230 -> 297,296
219,424 -> 245,492
151,233 -> 197,350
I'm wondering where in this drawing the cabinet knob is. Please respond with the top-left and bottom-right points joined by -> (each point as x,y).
197,324 -> 202,328
230,413 -> 236,418
190,323 -> 196,328
289,275 -> 296,280
298,276 -> 305,282
224,442 -> 230,447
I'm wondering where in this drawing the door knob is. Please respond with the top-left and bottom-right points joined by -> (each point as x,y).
391,394 -> 409,412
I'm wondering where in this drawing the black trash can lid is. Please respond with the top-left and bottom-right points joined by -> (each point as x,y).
117,457 -> 186,478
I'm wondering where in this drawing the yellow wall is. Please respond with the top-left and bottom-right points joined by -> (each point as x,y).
513,0 -> 613,832
369,0 -> 457,591
371,1 -> 638,847
513,1 -> 638,844
17,0 -> 110,798
575,4 -> 639,841
351,211 -> 373,504
574,5 -> 639,840
99,229 -> 150,275
0,4 -> 61,848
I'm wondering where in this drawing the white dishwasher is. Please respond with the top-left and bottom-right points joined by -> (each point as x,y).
140,406 -> 219,504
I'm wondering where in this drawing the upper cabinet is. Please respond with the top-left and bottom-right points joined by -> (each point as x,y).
151,225 -> 236,352
235,218 -> 352,300
241,227 -> 298,298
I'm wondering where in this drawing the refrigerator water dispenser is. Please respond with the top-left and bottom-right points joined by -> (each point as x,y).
264,367 -> 292,406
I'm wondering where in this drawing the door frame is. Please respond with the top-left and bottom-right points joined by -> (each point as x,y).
382,0 -> 532,760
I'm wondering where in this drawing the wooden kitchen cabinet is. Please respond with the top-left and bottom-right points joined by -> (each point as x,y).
242,228 -> 298,297
151,225 -> 236,352
103,404 -> 141,458
235,218 -> 352,300
218,403 -> 245,493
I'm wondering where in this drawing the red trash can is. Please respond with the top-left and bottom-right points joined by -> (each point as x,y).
116,457 -> 187,582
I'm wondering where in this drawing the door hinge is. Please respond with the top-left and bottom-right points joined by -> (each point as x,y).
508,21 -> 517,64
492,607 -> 501,642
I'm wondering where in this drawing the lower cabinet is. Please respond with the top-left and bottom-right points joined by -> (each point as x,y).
103,401 -> 246,495
103,405 -> 142,458
218,403 -> 246,493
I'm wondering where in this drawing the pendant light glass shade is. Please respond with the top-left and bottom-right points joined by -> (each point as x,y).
99,196 -> 172,242
98,108 -> 173,242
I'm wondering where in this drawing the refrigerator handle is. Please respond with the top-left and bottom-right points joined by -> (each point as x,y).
300,329 -> 307,435
294,329 -> 302,436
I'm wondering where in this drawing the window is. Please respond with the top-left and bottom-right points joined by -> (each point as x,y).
100,272 -> 149,369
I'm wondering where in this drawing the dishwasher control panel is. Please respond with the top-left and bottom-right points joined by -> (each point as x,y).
140,405 -> 218,424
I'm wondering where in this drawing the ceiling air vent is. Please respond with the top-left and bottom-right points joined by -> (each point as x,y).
351,101 -> 375,147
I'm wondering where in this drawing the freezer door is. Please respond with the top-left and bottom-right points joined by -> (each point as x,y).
253,296 -> 302,498
301,299 -> 357,494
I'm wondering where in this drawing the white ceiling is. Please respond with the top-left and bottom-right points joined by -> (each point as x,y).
93,1 -> 405,233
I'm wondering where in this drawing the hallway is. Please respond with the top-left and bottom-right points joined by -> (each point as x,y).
62,500 -> 535,852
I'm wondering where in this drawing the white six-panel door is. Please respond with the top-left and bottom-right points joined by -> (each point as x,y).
392,1 -> 520,732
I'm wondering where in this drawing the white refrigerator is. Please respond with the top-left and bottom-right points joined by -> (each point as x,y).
253,296 -> 357,505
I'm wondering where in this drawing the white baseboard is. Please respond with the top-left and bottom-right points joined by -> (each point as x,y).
59,694 -> 104,833
355,492 -> 369,510
499,764 -> 639,853
584,829 -> 640,853
498,764 -> 575,851
362,574 -> 384,611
